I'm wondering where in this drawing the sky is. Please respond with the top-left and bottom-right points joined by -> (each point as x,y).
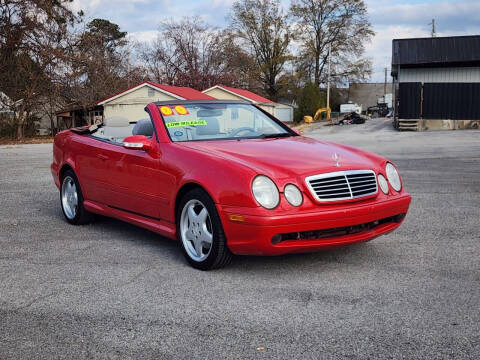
71,0 -> 480,82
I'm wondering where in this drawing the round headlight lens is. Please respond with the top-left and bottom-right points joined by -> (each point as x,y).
252,175 -> 280,209
378,174 -> 389,194
385,163 -> 401,191
284,184 -> 303,206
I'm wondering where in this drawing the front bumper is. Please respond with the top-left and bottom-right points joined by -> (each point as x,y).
218,193 -> 411,255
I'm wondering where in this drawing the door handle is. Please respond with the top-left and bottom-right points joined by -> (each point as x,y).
97,154 -> 109,160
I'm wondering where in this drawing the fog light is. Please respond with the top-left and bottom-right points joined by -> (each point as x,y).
284,184 -> 303,206
271,234 -> 282,244
378,174 -> 389,194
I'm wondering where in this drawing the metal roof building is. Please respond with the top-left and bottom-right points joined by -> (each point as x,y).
391,35 -> 480,130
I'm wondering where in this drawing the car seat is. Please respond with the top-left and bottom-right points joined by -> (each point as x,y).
196,117 -> 220,136
132,118 -> 154,138
195,109 -> 221,137
102,116 -> 132,142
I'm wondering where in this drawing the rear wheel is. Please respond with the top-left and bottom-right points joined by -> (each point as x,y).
60,169 -> 93,225
177,188 -> 232,270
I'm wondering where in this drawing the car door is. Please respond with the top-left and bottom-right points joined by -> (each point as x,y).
96,121 -> 173,220
73,135 -> 114,204
102,144 -> 170,219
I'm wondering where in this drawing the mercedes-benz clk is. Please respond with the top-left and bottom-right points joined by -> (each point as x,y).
51,100 -> 411,269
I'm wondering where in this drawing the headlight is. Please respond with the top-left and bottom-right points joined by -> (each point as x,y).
284,184 -> 303,206
252,175 -> 279,209
385,162 -> 402,191
377,174 -> 389,194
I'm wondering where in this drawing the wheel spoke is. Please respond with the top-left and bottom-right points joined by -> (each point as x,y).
187,204 -> 197,223
200,223 -> 213,245
198,207 -> 208,223
193,238 -> 203,257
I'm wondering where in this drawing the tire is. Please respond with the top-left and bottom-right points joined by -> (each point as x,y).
60,169 -> 94,225
177,188 -> 232,270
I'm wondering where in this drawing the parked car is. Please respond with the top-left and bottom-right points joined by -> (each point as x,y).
367,103 -> 389,118
51,100 -> 411,270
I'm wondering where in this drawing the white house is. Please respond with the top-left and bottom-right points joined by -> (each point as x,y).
202,85 -> 294,122
97,81 -> 214,122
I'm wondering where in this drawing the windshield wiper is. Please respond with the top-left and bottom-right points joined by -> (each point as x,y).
258,133 -> 292,139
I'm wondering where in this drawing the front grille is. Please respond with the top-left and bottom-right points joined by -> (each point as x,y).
305,170 -> 378,202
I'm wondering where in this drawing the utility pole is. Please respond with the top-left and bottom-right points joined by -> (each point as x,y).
384,67 -> 387,95
429,19 -> 436,37
326,43 -> 331,120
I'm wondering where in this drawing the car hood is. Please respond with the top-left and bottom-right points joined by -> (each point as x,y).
179,136 -> 382,179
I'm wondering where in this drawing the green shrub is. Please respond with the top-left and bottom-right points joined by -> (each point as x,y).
0,114 -> 40,139
0,114 -> 17,138
294,82 -> 326,123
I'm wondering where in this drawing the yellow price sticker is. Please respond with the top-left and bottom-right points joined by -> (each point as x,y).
160,106 -> 173,116
174,105 -> 189,115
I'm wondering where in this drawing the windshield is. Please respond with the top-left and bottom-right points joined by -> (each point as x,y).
159,103 -> 293,142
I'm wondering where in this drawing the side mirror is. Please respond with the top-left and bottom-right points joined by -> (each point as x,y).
123,135 -> 153,151
291,128 -> 300,135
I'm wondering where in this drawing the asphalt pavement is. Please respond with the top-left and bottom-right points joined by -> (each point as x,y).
0,119 -> 479,359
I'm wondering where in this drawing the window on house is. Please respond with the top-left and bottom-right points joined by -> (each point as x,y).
148,88 -> 155,97
231,107 -> 239,120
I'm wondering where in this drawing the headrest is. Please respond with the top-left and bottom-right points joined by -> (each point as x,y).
197,109 -> 223,117
103,116 -> 130,127
196,117 -> 220,135
132,118 -> 154,137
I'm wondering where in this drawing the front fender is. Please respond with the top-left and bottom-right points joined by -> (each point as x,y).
160,143 -> 261,225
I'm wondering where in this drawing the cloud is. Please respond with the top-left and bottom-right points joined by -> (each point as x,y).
70,0 -> 480,83
365,25 -> 430,81
369,1 -> 480,32
366,0 -> 480,81
127,30 -> 158,44
71,0 -> 172,32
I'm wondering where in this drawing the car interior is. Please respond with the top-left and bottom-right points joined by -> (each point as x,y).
165,108 -> 282,141
93,117 -> 154,144
169,109 -> 223,142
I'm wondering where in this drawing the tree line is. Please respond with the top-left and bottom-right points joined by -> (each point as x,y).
0,0 -> 373,139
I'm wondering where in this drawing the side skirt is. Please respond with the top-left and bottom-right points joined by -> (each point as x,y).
84,200 -> 177,240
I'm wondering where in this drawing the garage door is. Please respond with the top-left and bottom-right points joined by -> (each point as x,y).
398,82 -> 422,119
274,107 -> 293,122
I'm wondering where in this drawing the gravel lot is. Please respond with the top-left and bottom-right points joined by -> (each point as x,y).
1,119 -> 479,359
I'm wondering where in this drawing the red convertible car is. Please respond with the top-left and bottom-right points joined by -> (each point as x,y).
51,100 -> 411,269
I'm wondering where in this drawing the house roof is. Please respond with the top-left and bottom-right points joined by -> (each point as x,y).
97,81 -> 214,105
203,85 -> 274,104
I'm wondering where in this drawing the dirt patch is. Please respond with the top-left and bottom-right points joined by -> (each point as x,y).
290,121 -> 333,134
0,137 -> 54,145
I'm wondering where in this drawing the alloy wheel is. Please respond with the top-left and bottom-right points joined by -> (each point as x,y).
61,176 -> 78,220
180,199 -> 213,262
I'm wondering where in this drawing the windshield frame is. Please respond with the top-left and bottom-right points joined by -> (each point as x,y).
155,100 -> 298,143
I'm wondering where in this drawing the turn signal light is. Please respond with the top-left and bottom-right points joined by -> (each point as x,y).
228,214 -> 245,222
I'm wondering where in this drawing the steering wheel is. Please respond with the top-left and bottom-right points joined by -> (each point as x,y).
229,127 -> 260,137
